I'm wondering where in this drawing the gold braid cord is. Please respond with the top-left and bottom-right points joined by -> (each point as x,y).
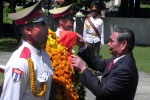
28,58 -> 46,97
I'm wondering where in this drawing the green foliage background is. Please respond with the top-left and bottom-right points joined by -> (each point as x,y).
3,6 -> 12,23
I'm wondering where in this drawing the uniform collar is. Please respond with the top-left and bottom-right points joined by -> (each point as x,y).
22,40 -> 41,55
56,28 -> 63,37
91,16 -> 99,20
56,28 -> 63,32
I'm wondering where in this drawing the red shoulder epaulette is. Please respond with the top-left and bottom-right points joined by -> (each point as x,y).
20,47 -> 31,60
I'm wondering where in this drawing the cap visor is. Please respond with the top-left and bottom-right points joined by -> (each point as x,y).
8,0 -> 42,20
49,4 -> 72,14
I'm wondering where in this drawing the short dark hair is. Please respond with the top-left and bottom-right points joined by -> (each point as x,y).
114,27 -> 135,52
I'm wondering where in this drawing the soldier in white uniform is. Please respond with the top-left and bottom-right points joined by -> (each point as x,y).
83,4 -> 104,58
49,4 -> 74,37
0,0 -> 53,100
49,4 -> 77,53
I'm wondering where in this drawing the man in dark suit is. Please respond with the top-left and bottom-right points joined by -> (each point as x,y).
71,27 -> 139,100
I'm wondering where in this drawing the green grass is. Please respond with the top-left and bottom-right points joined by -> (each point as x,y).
100,44 -> 112,59
133,46 -> 150,73
0,74 -> 3,85
101,45 -> 150,73
140,4 -> 150,8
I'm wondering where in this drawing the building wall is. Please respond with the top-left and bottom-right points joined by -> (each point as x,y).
102,18 -> 150,45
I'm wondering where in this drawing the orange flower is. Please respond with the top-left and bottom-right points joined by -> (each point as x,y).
56,94 -> 62,100
44,29 -> 85,100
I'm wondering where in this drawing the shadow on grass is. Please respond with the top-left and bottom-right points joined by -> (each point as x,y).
0,37 -> 18,52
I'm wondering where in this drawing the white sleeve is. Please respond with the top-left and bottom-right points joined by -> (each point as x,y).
83,20 -> 87,41
101,21 -> 104,45
0,59 -> 29,100
78,44 -> 88,53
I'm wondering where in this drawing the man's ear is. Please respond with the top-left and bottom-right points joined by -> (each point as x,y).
60,18 -> 65,24
24,26 -> 31,35
121,41 -> 127,50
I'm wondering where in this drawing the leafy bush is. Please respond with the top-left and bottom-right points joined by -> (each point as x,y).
3,5 -> 12,24
0,37 -> 18,52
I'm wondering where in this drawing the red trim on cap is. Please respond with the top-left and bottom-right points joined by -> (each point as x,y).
52,10 -> 72,18
15,11 -> 42,25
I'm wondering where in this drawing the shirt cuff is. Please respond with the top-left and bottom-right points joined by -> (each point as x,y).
78,44 -> 88,53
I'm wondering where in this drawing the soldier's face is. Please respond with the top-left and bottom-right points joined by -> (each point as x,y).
60,18 -> 74,31
91,7 -> 98,18
30,25 -> 48,46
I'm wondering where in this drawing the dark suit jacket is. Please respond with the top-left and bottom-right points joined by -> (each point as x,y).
78,47 -> 138,100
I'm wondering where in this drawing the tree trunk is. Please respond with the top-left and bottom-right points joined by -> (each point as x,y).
118,0 -> 129,17
134,0 -> 140,17
128,0 -> 134,17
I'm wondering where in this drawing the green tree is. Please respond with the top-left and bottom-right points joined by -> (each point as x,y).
72,0 -> 110,15
52,0 -> 108,16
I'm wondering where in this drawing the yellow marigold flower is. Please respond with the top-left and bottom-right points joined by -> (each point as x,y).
64,74 -> 69,79
66,85 -> 71,90
57,52 -> 61,58
44,29 -> 85,100
56,94 -> 62,100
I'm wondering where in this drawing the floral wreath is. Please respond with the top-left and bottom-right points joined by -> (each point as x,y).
44,29 -> 85,100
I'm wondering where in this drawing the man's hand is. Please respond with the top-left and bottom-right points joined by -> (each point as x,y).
76,33 -> 86,48
71,54 -> 87,73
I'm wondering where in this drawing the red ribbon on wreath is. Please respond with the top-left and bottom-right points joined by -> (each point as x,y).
57,31 -> 77,70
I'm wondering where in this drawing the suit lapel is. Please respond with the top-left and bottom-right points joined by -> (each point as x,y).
102,53 -> 133,77
102,57 -> 114,76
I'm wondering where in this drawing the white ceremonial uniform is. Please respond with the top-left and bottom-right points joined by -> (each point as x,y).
0,41 -> 53,100
83,16 -> 104,45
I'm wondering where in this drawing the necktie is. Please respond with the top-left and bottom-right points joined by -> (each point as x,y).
108,60 -> 114,70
